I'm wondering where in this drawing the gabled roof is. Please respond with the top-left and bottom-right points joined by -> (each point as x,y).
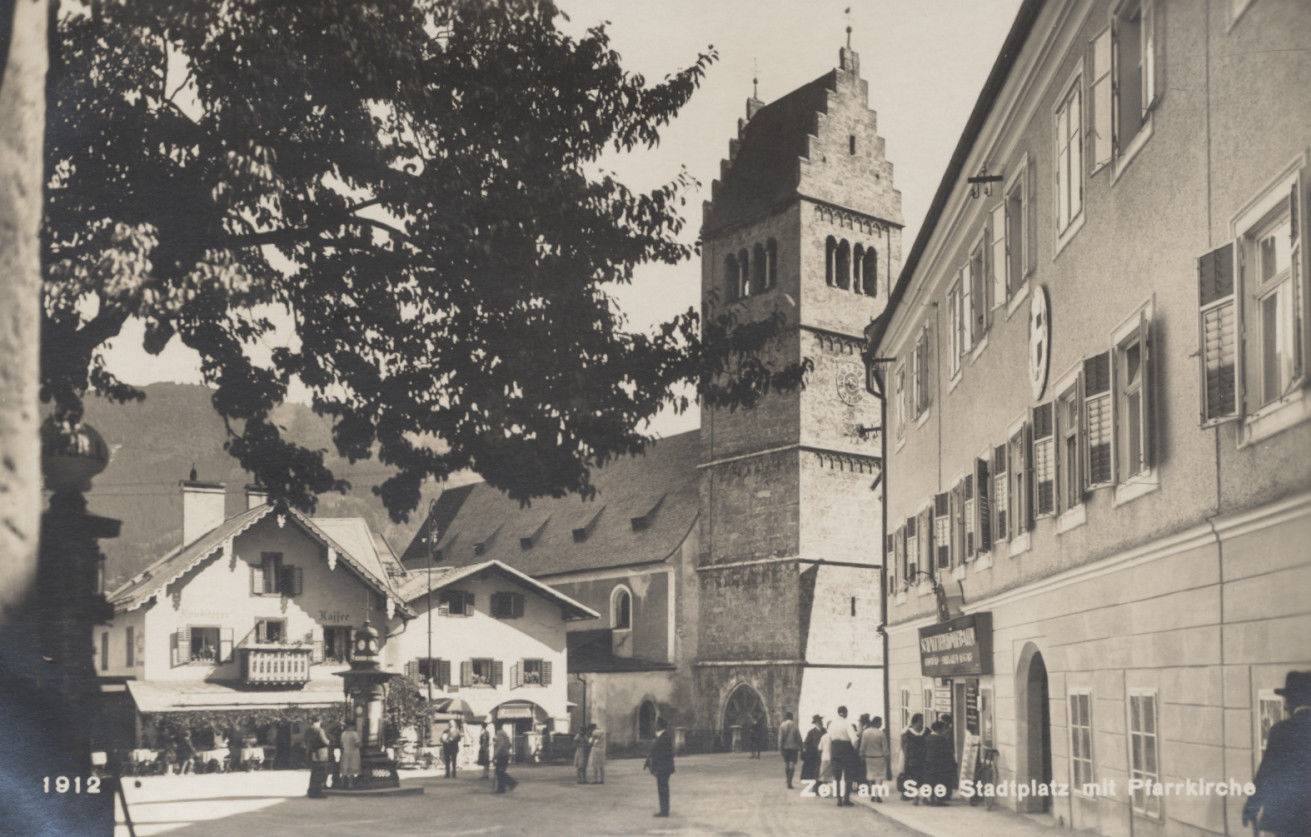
107,505 -> 412,616
400,430 -> 701,577
395,560 -> 599,621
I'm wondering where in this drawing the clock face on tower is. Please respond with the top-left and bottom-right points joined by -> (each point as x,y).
836,361 -> 864,406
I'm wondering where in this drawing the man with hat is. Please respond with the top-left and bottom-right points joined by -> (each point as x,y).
1244,671 -> 1311,836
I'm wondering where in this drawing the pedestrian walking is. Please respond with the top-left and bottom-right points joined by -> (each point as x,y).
338,725 -> 361,790
898,713 -> 928,801
749,715 -> 764,759
1244,671 -> 1311,836
440,720 -> 461,778
493,723 -> 518,793
588,727 -> 607,784
304,717 -> 331,799
826,706 -> 859,807
643,716 -> 675,817
800,715 -> 824,783
858,716 -> 888,801
778,711 -> 803,789
924,720 -> 956,805
477,721 -> 491,780
574,725 -> 593,784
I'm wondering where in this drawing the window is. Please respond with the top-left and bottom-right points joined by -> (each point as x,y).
516,659 -> 551,687
885,534 -> 898,595
895,366 -> 907,441
1032,403 -> 1056,517
975,458 -> 992,555
413,657 -> 450,687
1008,424 -> 1032,537
947,280 -> 962,377
1243,190 -> 1303,407
968,242 -> 988,344
439,589 -> 474,616
463,657 -> 501,687
961,475 -> 977,559
611,585 -> 632,630
737,248 -> 750,298
255,618 -> 286,644
911,326 -> 933,418
724,254 -> 739,301
491,591 -> 525,619
861,246 -> 877,295
849,134 -> 857,155
825,236 -> 838,286
190,627 -> 221,662
933,493 -> 951,572
853,244 -> 865,294
990,200 -> 1008,310
991,445 -> 1009,542
1057,382 -> 1084,512
1069,691 -> 1095,787
905,515 -> 919,581
100,631 -> 109,671
1256,691 -> 1286,758
253,552 -> 282,595
766,238 -> 778,289
923,685 -> 936,726
1115,315 -> 1154,480
900,688 -> 912,730
1128,690 -> 1161,816
1090,1 -> 1160,174
1005,174 -> 1026,294
949,482 -> 966,566
323,626 -> 353,663
1084,353 -> 1114,487
836,240 -> 851,290
126,625 -> 135,668
1055,76 -> 1084,236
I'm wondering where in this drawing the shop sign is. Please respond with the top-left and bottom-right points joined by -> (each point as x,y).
918,612 -> 993,677
965,680 -> 980,734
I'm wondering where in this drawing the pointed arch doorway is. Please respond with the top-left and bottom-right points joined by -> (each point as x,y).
721,683 -> 767,752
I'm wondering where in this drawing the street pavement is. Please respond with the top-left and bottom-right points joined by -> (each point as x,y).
116,754 -> 926,836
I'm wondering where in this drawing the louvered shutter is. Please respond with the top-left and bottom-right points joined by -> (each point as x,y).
1032,403 -> 1056,516
919,508 -> 934,579
542,660 -> 553,686
992,445 -> 1008,541
175,627 -> 191,666
905,516 -> 918,579
991,202 -> 1008,308
960,477 -> 974,559
492,660 -> 504,688
1138,312 -> 1155,470
1089,28 -> 1113,172
975,458 -> 991,553
461,660 -> 473,687
934,493 -> 951,571
220,627 -> 234,663
1026,155 -> 1038,275
511,662 -> 521,689
1084,352 -> 1114,487
438,659 -> 451,688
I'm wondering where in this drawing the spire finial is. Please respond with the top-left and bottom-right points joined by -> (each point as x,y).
752,58 -> 759,99
845,6 -> 853,47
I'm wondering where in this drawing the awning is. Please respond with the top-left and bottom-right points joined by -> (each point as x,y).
126,680 -> 346,714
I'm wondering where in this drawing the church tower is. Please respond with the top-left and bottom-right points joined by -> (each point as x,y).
694,45 -> 901,737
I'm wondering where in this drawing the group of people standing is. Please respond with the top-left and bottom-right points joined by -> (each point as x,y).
572,724 -> 607,784
778,708 -> 888,806
896,713 -> 958,804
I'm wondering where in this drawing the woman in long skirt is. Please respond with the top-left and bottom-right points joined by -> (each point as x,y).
476,721 -> 491,780
800,715 -> 824,782
587,728 -> 606,784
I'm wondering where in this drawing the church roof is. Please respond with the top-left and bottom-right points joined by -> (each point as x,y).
399,430 -> 701,577
703,73 -> 837,235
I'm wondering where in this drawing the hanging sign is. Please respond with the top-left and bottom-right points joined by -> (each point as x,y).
918,612 -> 993,677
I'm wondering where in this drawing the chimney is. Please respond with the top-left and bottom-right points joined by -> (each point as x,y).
180,474 -> 226,546
245,483 -> 269,510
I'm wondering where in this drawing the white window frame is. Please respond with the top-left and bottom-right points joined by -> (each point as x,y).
968,233 -> 990,356
610,584 -> 633,632
1004,156 -> 1032,318
1052,363 -> 1088,533
1006,414 -> 1031,557
1112,301 -> 1160,507
1109,0 -> 1156,184
1053,69 -> 1086,256
1126,687 -> 1162,819
1068,689 -> 1095,791
900,687 -> 912,730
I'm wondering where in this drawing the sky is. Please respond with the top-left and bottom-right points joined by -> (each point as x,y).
101,0 -> 1023,438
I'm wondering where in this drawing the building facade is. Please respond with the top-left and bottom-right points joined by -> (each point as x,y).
870,1 -> 1311,835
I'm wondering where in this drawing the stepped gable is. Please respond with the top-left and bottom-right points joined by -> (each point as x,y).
399,430 -> 700,577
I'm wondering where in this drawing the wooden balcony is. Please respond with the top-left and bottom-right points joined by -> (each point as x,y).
239,646 -> 312,687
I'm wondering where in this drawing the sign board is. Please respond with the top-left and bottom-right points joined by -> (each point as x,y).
959,732 -> 981,790
918,612 -> 993,677
965,680 -> 980,734
932,687 -> 952,714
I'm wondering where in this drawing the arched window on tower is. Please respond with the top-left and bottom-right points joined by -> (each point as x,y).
752,243 -> 766,295
853,245 -> 865,294
825,236 -> 837,286
724,254 -> 739,301
611,585 -> 633,631
862,246 -> 878,296
737,248 -> 750,298
836,240 -> 851,290
766,239 -> 778,289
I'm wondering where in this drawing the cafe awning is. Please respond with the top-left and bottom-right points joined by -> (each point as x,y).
126,680 -> 346,714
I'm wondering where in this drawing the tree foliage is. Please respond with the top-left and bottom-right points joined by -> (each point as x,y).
42,0 -> 805,517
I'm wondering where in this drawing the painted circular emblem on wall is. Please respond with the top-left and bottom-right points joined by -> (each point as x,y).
1029,285 -> 1051,401
836,361 -> 864,406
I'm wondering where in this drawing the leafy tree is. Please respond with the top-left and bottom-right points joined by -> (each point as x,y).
42,0 -> 803,517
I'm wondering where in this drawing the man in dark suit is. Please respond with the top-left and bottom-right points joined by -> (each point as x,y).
643,716 -> 675,817
1244,671 -> 1311,836
304,717 -> 331,799
778,711 -> 803,789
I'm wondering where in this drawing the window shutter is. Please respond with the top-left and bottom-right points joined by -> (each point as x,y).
1198,243 -> 1238,424
896,525 -> 907,585
975,458 -> 991,553
992,445 -> 1009,541
1110,20 -> 1122,158
1025,155 -> 1038,275
438,659 -> 450,688
1141,0 -> 1158,115
461,660 -> 472,686
991,202 -> 1008,308
919,508 -> 934,578
934,493 -> 951,571
1032,403 -> 1056,516
175,627 -> 191,666
1138,312 -> 1155,469
1089,28 -> 1114,171
1022,423 -> 1035,532
1084,352 -> 1114,487
961,264 -> 974,354
220,627 -> 234,663
511,661 -> 522,689
542,660 -> 553,686
492,660 -> 504,688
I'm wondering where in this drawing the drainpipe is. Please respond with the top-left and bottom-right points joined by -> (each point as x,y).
879,367 -> 892,780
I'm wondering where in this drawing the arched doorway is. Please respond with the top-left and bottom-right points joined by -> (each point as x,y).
637,700 -> 658,741
721,683 -> 767,752
1015,644 -> 1053,813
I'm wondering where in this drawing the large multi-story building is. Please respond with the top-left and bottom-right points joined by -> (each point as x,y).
401,42 -> 895,751
869,1 -> 1311,835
